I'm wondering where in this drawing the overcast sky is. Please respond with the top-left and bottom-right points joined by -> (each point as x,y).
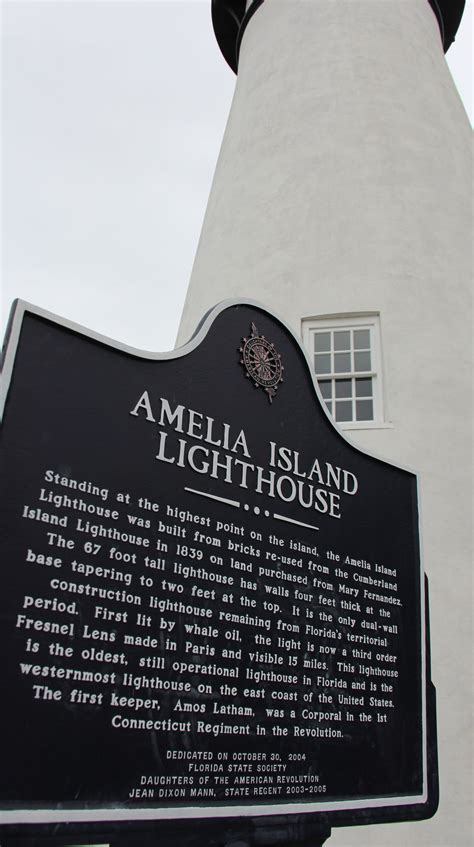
1,0 -> 472,353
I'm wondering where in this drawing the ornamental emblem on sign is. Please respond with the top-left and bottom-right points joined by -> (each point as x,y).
239,322 -> 284,403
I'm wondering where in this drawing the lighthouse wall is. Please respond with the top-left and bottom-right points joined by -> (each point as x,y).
177,1 -> 472,844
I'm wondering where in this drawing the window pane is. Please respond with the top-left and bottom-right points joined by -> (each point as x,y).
325,401 -> 332,415
314,332 -> 331,353
356,399 -> 373,421
334,330 -> 350,351
318,379 -> 332,399
315,353 -> 331,374
335,401 -> 353,422
354,329 -> 370,350
355,377 -> 372,397
335,379 -> 352,399
354,351 -> 371,371
334,352 -> 351,373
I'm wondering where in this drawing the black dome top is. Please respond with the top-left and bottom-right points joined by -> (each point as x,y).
212,0 -> 466,73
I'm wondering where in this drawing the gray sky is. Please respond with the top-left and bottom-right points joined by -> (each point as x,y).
1,0 -> 472,352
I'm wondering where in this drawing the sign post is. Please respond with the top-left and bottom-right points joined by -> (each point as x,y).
0,300 -> 437,844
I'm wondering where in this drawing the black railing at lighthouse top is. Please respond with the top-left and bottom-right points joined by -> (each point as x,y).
212,0 -> 466,73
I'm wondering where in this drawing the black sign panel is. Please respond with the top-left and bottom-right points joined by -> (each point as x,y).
0,300 -> 432,828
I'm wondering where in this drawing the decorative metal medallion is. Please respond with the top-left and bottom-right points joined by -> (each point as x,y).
239,322 -> 284,403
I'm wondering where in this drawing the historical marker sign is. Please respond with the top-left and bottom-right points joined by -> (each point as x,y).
0,300 -> 434,829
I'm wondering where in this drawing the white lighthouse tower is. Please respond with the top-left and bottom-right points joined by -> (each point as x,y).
177,2 -> 472,845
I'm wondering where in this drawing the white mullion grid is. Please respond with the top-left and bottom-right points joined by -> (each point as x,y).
313,326 -> 376,423
304,316 -> 384,427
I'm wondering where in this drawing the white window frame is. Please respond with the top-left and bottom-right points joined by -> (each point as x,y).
302,313 -> 390,430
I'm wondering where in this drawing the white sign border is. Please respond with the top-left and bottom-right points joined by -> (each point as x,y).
0,298 -> 428,824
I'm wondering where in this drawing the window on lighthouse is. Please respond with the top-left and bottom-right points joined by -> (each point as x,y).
302,315 -> 384,427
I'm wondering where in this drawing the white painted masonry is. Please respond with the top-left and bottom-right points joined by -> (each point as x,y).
177,1 -> 472,844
